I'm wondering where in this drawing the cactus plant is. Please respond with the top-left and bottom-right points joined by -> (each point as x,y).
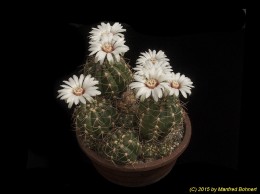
102,129 -> 141,164
74,98 -> 117,150
137,95 -> 183,142
57,22 -> 194,166
84,57 -> 132,99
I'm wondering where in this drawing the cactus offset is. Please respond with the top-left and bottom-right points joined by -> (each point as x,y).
75,98 -> 117,150
138,95 -> 184,142
102,129 -> 141,164
141,122 -> 184,160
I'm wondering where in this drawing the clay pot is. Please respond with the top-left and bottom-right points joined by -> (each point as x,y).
76,114 -> 191,187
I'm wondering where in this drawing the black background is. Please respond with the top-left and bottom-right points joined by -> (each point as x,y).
23,9 -> 257,192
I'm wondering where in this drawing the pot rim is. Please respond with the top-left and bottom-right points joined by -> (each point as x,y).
76,113 -> 191,172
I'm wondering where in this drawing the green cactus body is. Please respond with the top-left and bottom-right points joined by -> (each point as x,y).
117,113 -> 137,129
102,129 -> 141,164
138,95 -> 184,142
115,90 -> 138,129
84,58 -> 132,99
142,142 -> 176,160
75,98 -> 117,149
141,142 -> 159,159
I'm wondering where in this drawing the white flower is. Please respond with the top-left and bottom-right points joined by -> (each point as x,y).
129,66 -> 170,102
89,34 -> 129,64
57,74 -> 101,108
136,49 -> 170,65
133,60 -> 173,75
166,72 -> 194,98
89,22 -> 126,42
110,22 -> 126,36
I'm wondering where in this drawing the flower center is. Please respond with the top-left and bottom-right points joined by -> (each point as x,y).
150,58 -> 157,64
145,79 -> 159,89
73,87 -> 85,96
171,81 -> 180,89
102,43 -> 113,53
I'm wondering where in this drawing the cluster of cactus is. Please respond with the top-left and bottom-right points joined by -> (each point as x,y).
75,64 -> 186,164
58,22 -> 193,165
75,88 -> 185,164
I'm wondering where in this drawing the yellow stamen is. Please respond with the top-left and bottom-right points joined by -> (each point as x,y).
145,79 -> 158,89
171,81 -> 180,89
102,43 -> 113,53
73,87 -> 85,96
150,58 -> 157,64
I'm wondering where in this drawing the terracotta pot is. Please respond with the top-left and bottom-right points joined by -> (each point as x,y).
76,114 -> 191,187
